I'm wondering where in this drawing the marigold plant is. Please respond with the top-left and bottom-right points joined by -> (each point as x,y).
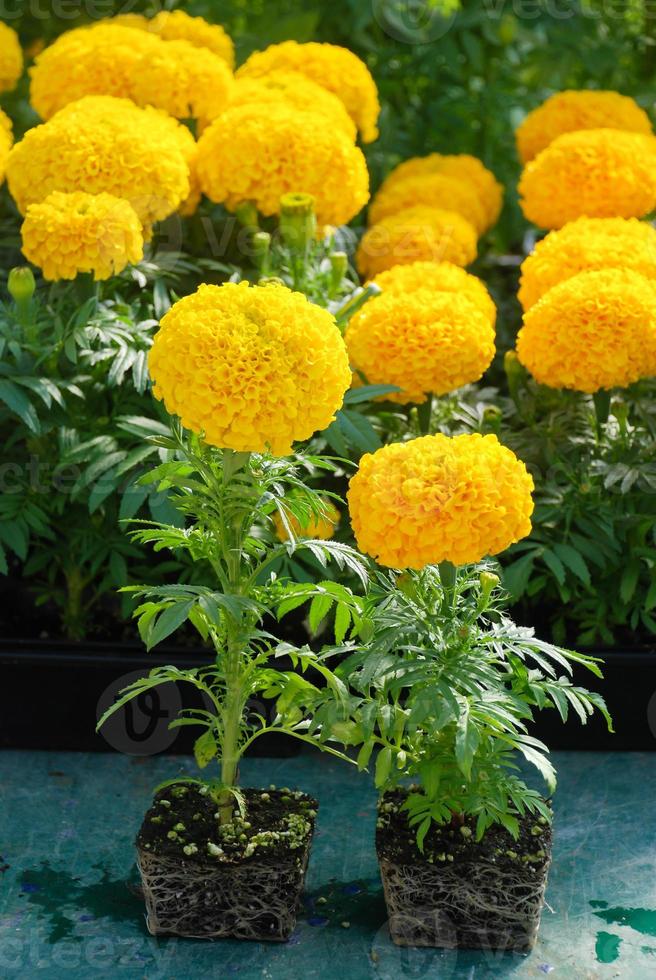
228,72 -> 356,142
369,172 -> 487,235
6,96 -> 191,226
346,290 -> 495,404
516,89 -> 652,163
21,190 -> 144,281
148,281 -> 352,455
273,498 -> 340,542
237,40 -> 380,142
0,21 -> 23,94
519,216 -> 656,310
369,261 -> 496,326
516,268 -> 656,392
195,103 -> 369,227
348,433 -> 534,569
379,153 -> 503,230
130,38 -> 233,129
518,129 -> 656,229
356,206 -> 477,278
29,24 -> 160,119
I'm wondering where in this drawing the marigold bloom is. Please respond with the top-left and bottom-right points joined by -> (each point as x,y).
0,108 -> 13,183
149,10 -> 234,68
369,261 -> 496,326
228,71 -> 356,142
348,433 -> 534,569
0,22 -> 23,94
273,499 -> 340,541
346,290 -> 495,404
29,24 -> 160,119
148,282 -> 351,455
357,206 -> 477,278
369,172 -> 486,235
21,190 -> 143,280
237,40 -> 379,143
516,90 -> 652,163
196,103 -> 369,227
519,217 -> 656,311
6,96 -> 191,226
516,268 -> 656,392
131,39 -> 233,129
519,129 -> 656,229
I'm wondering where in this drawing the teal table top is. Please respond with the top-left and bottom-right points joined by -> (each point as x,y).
0,749 -> 655,979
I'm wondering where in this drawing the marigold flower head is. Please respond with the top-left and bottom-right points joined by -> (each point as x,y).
130,38 -> 233,129
237,40 -> 379,142
516,268 -> 656,392
0,22 -> 23,94
379,154 -> 503,230
6,96 -> 191,226
519,217 -> 656,311
348,433 -> 534,569
148,281 -> 351,455
21,190 -> 143,280
29,24 -> 161,119
369,172 -> 486,235
369,261 -> 496,326
196,103 -> 369,227
273,498 -> 340,542
357,206 -> 477,278
519,129 -> 656,229
516,90 -> 652,163
0,109 -> 13,184
228,71 -> 356,142
346,290 -> 495,404
149,10 -> 234,68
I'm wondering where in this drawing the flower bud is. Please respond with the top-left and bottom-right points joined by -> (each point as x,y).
279,192 -> 316,253
8,266 -> 36,303
252,231 -> 271,274
479,570 -> 500,600
329,251 -> 348,294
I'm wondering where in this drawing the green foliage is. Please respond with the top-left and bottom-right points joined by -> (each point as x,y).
337,565 -> 610,845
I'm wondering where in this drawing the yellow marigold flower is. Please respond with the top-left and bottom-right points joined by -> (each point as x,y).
148,281 -> 352,455
0,108 -> 13,184
101,13 -> 150,30
346,290 -> 495,404
149,10 -> 234,68
196,103 -> 369,227
380,154 -> 503,230
516,90 -> 652,163
519,129 -> 656,229
519,217 -> 656,311
516,268 -> 656,392
29,24 -> 161,120
21,190 -> 143,281
273,498 -> 340,542
228,71 -> 356,142
348,433 -> 534,569
0,22 -> 23,94
6,96 -> 191,227
130,39 -> 233,129
369,261 -> 496,326
237,40 -> 379,143
356,206 -> 477,278
369,173 -> 486,234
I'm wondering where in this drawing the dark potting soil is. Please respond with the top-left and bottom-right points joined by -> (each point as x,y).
376,789 -> 552,873
137,784 -> 318,867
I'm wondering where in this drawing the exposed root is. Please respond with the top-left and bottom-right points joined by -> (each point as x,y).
137,844 -> 311,941
379,854 -> 551,951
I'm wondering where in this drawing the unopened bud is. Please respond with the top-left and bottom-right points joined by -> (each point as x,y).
8,266 -> 35,303
279,192 -> 316,253
329,251 -> 348,293
479,571 -> 500,600
252,231 -> 271,274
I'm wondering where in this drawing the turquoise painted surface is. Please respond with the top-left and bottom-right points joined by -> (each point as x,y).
1,750 -> 655,978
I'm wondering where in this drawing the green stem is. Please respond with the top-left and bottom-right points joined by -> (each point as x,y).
438,560 -> 457,615
593,389 -> 611,439
416,394 -> 434,436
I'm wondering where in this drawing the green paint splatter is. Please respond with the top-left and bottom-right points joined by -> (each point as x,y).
595,931 -> 622,963
19,862 -> 143,943
593,907 -> 656,939
590,900 -> 609,909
